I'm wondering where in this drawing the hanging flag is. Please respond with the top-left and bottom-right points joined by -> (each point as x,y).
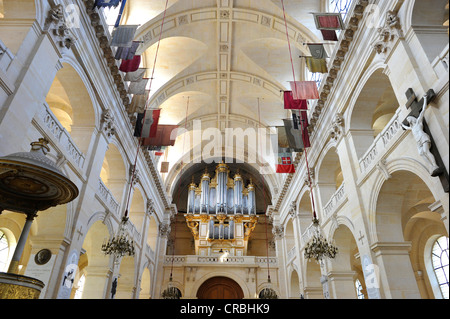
93,0 -> 121,9
307,44 -> 328,59
276,150 -> 296,174
292,110 -> 311,148
321,30 -> 338,41
134,109 -> 161,139
141,125 -> 179,147
283,91 -> 307,110
277,126 -> 290,150
110,25 -> 139,48
305,57 -> 328,74
289,81 -> 320,100
312,13 -> 344,30
124,68 -> 146,82
160,162 -> 170,173
119,55 -> 141,73
128,78 -> 149,95
115,41 -> 140,60
283,119 -> 304,152
127,90 -> 149,114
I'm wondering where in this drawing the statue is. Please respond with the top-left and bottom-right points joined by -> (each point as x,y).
402,94 -> 442,176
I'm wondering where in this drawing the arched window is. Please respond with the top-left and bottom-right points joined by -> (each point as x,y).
0,230 -> 10,272
329,0 -> 353,20
74,274 -> 86,299
431,236 -> 449,299
355,279 -> 364,299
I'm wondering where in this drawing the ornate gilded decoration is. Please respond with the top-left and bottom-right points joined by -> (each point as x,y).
184,163 -> 259,256
0,272 -> 44,299
0,138 -> 79,215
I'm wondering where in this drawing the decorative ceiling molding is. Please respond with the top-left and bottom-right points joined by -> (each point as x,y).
134,6 -> 316,55
147,70 -> 284,110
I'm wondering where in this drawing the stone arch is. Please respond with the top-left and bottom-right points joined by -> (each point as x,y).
405,0 -> 449,63
196,276 -> 245,299
166,151 -> 279,203
328,223 -> 361,299
303,260 -> 323,299
192,272 -> 250,299
80,220 -> 111,299
285,218 -> 296,255
371,166 -> 446,298
316,144 -> 343,214
347,67 -> 399,159
139,265 -> 152,299
297,189 -> 315,236
100,142 -> 128,206
289,269 -> 301,299
146,214 -> 159,253
129,186 -> 146,235
368,157 -> 444,243
46,61 -> 97,154
116,256 -> 137,299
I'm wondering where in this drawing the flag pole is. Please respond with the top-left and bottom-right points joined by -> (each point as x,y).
114,0 -> 128,28
281,0 -> 318,220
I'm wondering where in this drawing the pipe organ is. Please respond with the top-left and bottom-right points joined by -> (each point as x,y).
185,162 -> 258,256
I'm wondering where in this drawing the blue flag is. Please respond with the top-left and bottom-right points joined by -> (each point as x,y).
94,0 -> 121,9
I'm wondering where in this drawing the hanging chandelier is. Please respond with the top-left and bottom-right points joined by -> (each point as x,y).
101,216 -> 135,258
304,218 -> 338,263
161,275 -> 181,299
259,278 -> 278,299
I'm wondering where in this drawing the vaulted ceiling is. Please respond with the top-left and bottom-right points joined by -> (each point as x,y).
113,0 -> 329,197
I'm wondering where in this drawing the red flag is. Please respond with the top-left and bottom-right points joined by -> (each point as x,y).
283,91 -> 308,110
289,81 -> 319,100
276,152 -> 296,174
321,30 -> 338,41
318,16 -> 341,29
293,110 -> 311,148
313,13 -> 344,30
119,55 -> 141,73
134,109 -> 160,139
141,125 -> 179,147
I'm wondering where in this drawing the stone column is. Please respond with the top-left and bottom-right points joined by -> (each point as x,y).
82,265 -> 110,299
327,271 -> 357,299
371,242 -> 420,299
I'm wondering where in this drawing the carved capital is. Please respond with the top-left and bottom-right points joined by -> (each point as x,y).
129,165 -> 140,186
159,223 -> 171,238
46,4 -> 77,50
289,201 -> 298,219
373,10 -> 403,56
146,199 -> 154,216
272,224 -> 284,239
330,113 -> 344,142
101,110 -> 116,140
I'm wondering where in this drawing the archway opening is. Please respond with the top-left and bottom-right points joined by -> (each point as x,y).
197,276 -> 244,299
349,69 -> 399,159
